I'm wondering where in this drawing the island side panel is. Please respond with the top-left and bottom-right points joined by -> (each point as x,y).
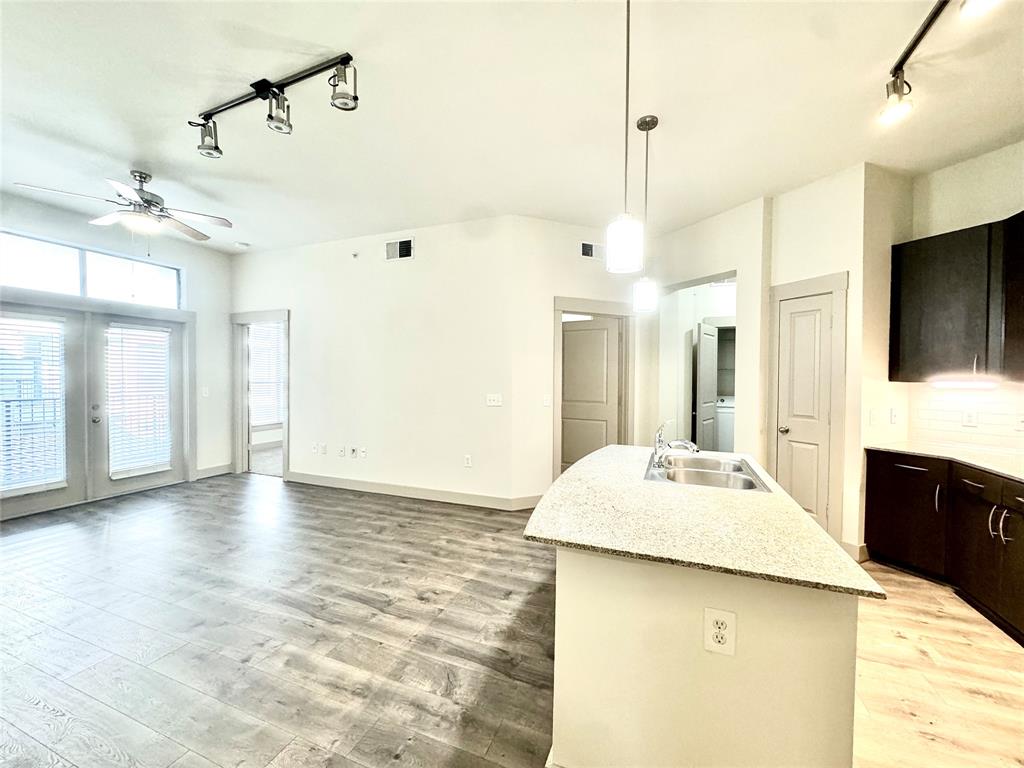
551,547 -> 859,768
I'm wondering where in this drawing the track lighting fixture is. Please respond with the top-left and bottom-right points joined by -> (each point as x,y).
879,71 -> 913,126
329,64 -> 358,111
266,91 -> 292,134
194,119 -> 223,158
189,53 -> 354,158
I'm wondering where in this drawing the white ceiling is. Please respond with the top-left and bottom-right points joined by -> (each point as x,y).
2,1 -> 1021,254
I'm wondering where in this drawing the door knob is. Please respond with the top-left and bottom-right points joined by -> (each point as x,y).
91,416 -> 102,424
778,426 -> 790,434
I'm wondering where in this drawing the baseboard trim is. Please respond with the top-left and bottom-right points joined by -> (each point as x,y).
283,471 -> 541,511
841,542 -> 869,562
195,464 -> 233,480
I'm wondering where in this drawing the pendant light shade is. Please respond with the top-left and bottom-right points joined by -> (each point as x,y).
632,277 -> 658,313
606,214 -> 644,274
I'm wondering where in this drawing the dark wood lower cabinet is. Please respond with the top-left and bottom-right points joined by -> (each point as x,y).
865,449 -> 1023,646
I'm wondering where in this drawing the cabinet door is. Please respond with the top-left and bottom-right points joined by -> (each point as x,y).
995,211 -> 1024,380
889,225 -> 991,381
949,466 -> 1004,614
864,451 -> 948,577
998,481 -> 1024,633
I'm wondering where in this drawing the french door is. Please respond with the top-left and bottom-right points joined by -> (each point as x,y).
0,304 -> 185,518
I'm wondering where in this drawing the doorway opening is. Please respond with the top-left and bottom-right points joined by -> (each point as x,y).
231,311 -> 289,478
658,275 -> 737,451
552,298 -> 634,478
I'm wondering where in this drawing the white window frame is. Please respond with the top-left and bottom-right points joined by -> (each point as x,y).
0,229 -> 183,310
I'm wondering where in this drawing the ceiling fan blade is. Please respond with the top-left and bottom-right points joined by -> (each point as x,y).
162,215 -> 210,241
89,211 -> 126,226
164,207 -> 233,228
15,182 -> 126,206
106,178 -> 144,204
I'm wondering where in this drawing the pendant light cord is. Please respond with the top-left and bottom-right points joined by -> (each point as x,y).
623,0 -> 631,213
643,128 -> 649,225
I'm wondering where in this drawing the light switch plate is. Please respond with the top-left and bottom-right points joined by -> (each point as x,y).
486,393 -> 503,407
200,386 -> 210,398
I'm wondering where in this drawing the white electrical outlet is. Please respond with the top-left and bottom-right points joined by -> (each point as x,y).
962,411 -> 979,428
543,394 -> 552,407
360,447 -> 367,459
311,443 -> 318,455
349,447 -> 358,458
704,607 -> 736,656
319,443 -> 328,455
338,447 -> 346,458
200,386 -> 210,398
1015,415 -> 1024,432
485,393 -> 503,407
889,408 -> 898,426
464,454 -> 473,468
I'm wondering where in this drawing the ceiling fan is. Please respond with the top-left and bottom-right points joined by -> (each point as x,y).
14,170 -> 232,242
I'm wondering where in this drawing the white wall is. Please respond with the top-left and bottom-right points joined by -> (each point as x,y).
911,140 -> 1024,239
653,199 -> 770,461
0,193 -> 234,472
231,214 -> 632,503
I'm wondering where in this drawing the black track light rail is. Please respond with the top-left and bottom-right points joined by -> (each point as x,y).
196,53 -> 353,122
890,0 -> 949,76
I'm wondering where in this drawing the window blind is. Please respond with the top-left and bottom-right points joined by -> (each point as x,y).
248,322 -> 285,427
0,317 -> 67,495
106,325 -> 172,478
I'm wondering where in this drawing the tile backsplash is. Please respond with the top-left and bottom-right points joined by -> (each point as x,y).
907,382 -> 1024,450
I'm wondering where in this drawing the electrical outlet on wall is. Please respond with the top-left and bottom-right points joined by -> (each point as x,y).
464,454 -> 473,468
485,393 -> 503,407
311,443 -> 318,455
349,447 -> 358,458
1015,415 -> 1024,432
704,607 -> 736,656
962,411 -> 979,428
319,443 -> 328,455
360,447 -> 367,459
338,447 -> 346,458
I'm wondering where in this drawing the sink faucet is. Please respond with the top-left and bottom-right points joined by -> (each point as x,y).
653,422 -> 698,468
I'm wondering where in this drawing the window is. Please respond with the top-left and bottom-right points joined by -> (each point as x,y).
86,251 -> 179,309
106,325 -> 172,478
0,316 -> 67,495
0,232 -> 180,309
0,233 -> 80,296
248,322 -> 285,427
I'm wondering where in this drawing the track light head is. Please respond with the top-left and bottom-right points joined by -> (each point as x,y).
266,91 -> 293,134
879,71 -> 913,126
195,119 -> 223,159
329,64 -> 358,111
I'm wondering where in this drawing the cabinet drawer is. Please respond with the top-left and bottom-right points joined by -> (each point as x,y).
1003,479 -> 1024,512
953,464 -> 1004,505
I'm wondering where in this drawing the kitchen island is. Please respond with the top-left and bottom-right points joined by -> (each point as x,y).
524,445 -> 885,768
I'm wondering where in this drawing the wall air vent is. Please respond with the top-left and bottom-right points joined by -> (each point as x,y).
581,242 -> 594,259
385,238 -> 414,261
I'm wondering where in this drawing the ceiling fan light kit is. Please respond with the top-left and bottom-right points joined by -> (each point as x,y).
190,52 -> 357,157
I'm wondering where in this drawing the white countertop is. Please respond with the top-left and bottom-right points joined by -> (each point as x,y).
865,441 -> 1024,483
524,445 -> 885,599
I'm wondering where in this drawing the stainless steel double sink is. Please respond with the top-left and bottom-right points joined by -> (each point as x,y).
644,452 -> 769,491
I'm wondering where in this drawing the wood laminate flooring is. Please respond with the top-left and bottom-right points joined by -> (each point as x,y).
0,474 -> 1020,767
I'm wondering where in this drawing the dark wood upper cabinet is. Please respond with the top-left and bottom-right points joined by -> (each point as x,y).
889,211 -> 1023,382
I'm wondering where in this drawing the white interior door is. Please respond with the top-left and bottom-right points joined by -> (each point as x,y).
776,294 -> 832,529
561,316 -> 620,472
694,323 -> 718,450
87,314 -> 186,498
0,307 -> 87,518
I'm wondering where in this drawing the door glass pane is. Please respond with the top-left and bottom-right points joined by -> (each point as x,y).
86,252 -> 179,309
248,322 -> 285,427
0,233 -> 81,296
0,316 -> 67,494
106,325 -> 172,478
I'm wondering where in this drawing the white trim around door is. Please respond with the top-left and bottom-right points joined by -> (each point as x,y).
767,272 -> 848,543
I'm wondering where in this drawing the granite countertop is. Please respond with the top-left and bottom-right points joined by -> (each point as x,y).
865,441 -> 1024,483
524,445 -> 886,599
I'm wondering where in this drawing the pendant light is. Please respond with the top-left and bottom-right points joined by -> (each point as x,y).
632,114 -> 660,313
606,0 -> 644,274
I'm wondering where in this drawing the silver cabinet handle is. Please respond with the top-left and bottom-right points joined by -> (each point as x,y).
962,478 -> 985,490
778,426 -> 790,434
934,484 -> 941,513
999,509 -> 1014,544
1016,496 -> 1024,506
894,463 -> 927,472
988,505 -> 998,537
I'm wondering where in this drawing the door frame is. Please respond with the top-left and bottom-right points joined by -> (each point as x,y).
767,272 -> 848,543
230,310 -> 290,476
0,286 -> 199,520
552,297 -> 635,481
